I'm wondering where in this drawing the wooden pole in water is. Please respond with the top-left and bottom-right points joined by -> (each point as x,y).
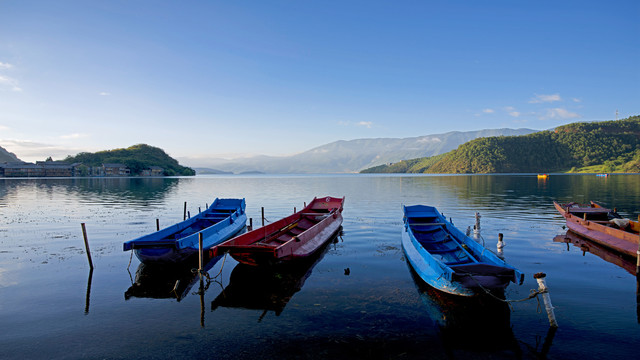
198,233 -> 204,274
248,218 -> 253,231
156,218 -> 160,231
497,233 -> 505,258
84,268 -> 93,315
294,207 -> 296,213
534,272 -> 558,327
80,223 -> 94,269
183,202 -> 187,220
474,212 -> 481,238
261,207 -> 265,227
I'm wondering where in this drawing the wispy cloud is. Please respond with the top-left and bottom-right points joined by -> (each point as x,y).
572,98 -> 581,103
357,121 -> 373,128
0,139 -> 88,161
542,108 -> 581,120
0,62 -> 21,92
0,125 -> 9,131
503,106 -> 520,117
0,75 -> 22,92
482,108 -> 495,114
99,92 -> 111,96
529,93 -> 562,103
60,133 -> 88,140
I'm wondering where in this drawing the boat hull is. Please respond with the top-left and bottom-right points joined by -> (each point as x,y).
554,201 -> 638,258
402,205 -> 522,297
214,196 -> 344,266
123,198 -> 247,264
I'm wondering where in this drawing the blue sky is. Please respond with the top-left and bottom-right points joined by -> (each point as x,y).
0,1 -> 638,165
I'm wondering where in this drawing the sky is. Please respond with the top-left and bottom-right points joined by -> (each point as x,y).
0,0 -> 638,165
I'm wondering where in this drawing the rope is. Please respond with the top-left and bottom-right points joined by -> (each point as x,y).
190,253 -> 228,295
462,272 -> 548,310
126,249 -> 133,271
211,253 -> 227,279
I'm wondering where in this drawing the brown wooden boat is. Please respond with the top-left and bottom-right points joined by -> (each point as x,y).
553,201 -> 639,258
212,196 -> 344,266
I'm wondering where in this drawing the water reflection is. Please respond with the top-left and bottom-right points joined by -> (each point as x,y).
0,177 -> 180,207
211,234 -> 338,320
124,255 -> 223,301
553,231 -> 636,275
409,268 -> 522,357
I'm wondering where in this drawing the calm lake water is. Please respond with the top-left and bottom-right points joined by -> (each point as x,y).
1,174 -> 639,359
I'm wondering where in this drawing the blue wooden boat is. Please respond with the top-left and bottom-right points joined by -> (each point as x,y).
123,198 -> 247,264
402,205 -> 523,296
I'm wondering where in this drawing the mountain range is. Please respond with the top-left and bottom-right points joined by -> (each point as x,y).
185,128 -> 536,174
0,147 -> 20,163
362,116 -> 640,174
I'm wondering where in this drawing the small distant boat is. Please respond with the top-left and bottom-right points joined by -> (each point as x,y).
596,173 -> 609,177
213,196 -> 344,266
402,205 -> 523,296
123,198 -> 247,264
554,201 -> 639,258
537,174 -> 548,179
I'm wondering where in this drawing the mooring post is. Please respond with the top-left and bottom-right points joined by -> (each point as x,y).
188,211 -> 191,219
497,233 -> 505,258
80,223 -> 94,269
534,272 -> 558,327
183,201 -> 187,220
474,212 -> 481,238
199,207 -> 201,213
248,218 -> 253,231
156,218 -> 160,231
198,233 -> 204,275
294,207 -> 296,213
261,207 -> 265,227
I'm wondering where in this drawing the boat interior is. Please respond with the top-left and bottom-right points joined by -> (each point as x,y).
259,210 -> 330,247
167,209 -> 234,240
407,216 -> 477,267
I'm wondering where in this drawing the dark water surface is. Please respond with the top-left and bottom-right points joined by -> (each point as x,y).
1,174 -> 639,359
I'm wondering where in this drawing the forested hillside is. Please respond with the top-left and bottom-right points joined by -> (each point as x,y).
361,116 -> 640,174
64,144 -> 195,176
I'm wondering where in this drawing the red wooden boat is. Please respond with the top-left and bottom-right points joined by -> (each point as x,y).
212,196 -> 344,266
553,201 -> 639,258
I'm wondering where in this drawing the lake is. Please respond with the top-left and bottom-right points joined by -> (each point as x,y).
1,174 -> 639,359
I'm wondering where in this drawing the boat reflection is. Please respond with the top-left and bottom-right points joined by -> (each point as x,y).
553,230 -> 636,275
211,233 -> 339,320
409,268 -> 521,356
124,255 -> 223,301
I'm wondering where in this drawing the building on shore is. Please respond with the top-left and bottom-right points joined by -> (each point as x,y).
0,162 -> 141,178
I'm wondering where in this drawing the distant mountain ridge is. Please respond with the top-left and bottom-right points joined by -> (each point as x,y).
0,146 -> 20,163
362,116 -> 640,174
185,128 -> 536,174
